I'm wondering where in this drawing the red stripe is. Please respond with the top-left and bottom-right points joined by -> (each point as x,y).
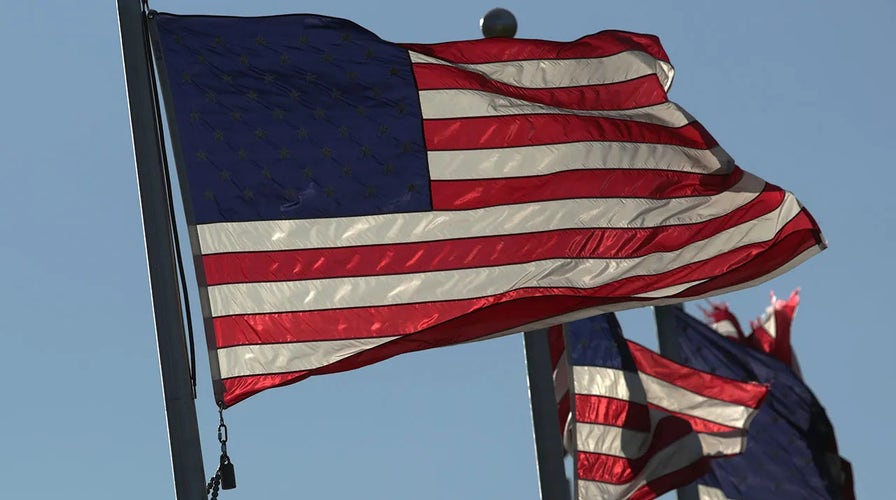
575,394 -> 740,434
424,114 -> 719,151
668,209 -> 822,299
219,212 -> 822,406
549,325 -> 570,437
575,394 -> 651,431
203,182 -> 778,286
221,294 -> 614,405
770,296 -> 797,366
576,415 -> 698,483
212,208 -> 818,348
412,63 -> 667,110
399,30 -> 669,65
627,341 -> 767,409
772,311 -> 794,366
749,328 -> 776,356
431,167 -> 743,210
222,371 -> 312,407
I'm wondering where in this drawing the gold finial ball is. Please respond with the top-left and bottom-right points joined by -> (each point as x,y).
480,8 -> 517,38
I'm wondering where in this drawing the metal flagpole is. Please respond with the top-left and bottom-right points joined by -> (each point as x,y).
654,305 -> 700,500
116,1 -> 207,498
523,328 -> 574,500
476,8 -> 573,500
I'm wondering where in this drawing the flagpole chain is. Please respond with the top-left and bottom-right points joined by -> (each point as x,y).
205,402 -> 236,498
216,403 -> 237,491
217,405 -> 228,458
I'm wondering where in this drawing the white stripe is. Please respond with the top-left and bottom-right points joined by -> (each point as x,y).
576,433 -> 701,499
572,366 -> 642,404
712,320 -> 741,339
217,336 -> 400,379
640,374 -> 758,429
428,143 -> 733,180
697,431 -> 748,457
761,303 -> 778,339
408,50 -> 674,91
476,244 -> 823,341
197,172 -> 767,254
574,430 -> 740,500
206,196 -> 801,316
631,280 -> 707,299
571,366 -> 758,429
419,90 -> 692,126
697,485 -> 735,500
576,421 -> 656,458
216,245 -> 823,378
575,421 -> 746,458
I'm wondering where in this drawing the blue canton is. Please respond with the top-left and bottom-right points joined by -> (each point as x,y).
154,14 -> 430,224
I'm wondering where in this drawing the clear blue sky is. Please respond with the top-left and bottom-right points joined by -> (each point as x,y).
1,1 -> 892,498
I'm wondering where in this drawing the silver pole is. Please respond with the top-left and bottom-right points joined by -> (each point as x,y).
116,1 -> 207,498
654,305 -> 700,500
523,329 -> 573,500
654,305 -> 684,360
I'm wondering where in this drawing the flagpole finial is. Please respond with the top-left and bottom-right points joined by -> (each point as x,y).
480,7 -> 517,38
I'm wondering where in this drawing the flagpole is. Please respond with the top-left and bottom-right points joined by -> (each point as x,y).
523,329 -> 573,500
116,1 -> 207,498
654,305 -> 700,500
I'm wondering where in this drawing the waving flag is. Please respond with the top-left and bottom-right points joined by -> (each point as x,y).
747,289 -> 800,370
703,289 -> 802,375
700,301 -> 746,342
151,12 -> 825,406
555,314 -> 767,500
669,306 -> 854,499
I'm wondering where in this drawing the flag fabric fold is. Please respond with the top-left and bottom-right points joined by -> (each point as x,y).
703,289 -> 802,373
151,12 -> 826,405
669,306 -> 854,499
747,289 -> 800,371
553,314 -> 768,500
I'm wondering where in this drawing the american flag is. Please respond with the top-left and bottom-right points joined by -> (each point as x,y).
669,306 -> 855,499
747,289 -> 800,371
703,289 -> 802,376
152,13 -> 825,406
553,314 -> 768,500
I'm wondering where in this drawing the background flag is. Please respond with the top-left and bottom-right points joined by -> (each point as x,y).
669,306 -> 855,499
703,289 -> 802,374
746,289 -> 800,372
151,12 -> 825,406
699,301 -> 746,342
554,314 -> 768,499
